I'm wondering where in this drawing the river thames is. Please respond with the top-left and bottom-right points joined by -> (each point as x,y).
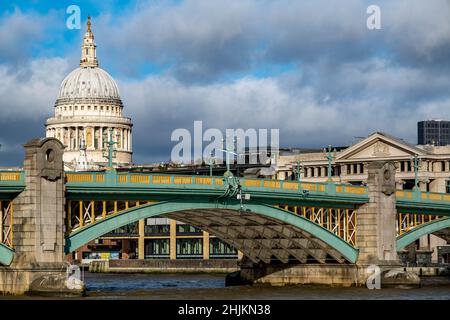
74,273 -> 450,300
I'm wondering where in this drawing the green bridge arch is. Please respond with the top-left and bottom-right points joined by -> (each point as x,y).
65,199 -> 359,263
396,217 -> 450,251
0,243 -> 14,266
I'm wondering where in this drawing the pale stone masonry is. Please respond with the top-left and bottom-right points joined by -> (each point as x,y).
356,162 -> 398,264
0,138 -> 82,294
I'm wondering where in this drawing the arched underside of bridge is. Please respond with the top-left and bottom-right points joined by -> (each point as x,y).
397,217 -> 450,251
0,243 -> 14,266
66,200 -> 359,264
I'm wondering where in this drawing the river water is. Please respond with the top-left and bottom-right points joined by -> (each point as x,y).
79,273 -> 450,300
1,272 -> 448,300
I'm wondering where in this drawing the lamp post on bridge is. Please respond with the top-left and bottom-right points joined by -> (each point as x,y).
323,145 -> 337,183
294,160 -> 303,193
219,136 -> 238,179
209,151 -> 214,177
102,128 -> 118,169
411,154 -> 421,192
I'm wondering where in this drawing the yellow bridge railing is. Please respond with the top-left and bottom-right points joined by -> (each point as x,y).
65,172 -> 369,197
0,172 -> 22,182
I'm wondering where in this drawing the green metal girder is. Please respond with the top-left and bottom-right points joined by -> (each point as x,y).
65,199 -> 359,263
396,217 -> 450,251
0,243 -> 14,266
64,172 -> 369,205
396,200 -> 450,216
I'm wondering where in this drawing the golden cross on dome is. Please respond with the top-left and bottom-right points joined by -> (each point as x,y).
87,16 -> 91,32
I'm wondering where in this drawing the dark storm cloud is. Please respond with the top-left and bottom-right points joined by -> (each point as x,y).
0,58 -> 69,166
0,9 -> 59,68
96,0 -> 450,81
0,117 -> 47,166
94,0 -> 261,82
2,0 -> 450,166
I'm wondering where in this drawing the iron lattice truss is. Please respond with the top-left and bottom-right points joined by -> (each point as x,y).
277,205 -> 357,247
67,200 -> 154,232
67,200 -> 358,249
396,212 -> 443,236
0,200 -> 13,248
67,200 -> 447,250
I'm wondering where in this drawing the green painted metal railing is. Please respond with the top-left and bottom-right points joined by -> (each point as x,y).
0,170 -> 25,197
4,169 -> 450,214
0,242 -> 14,266
64,171 -> 369,202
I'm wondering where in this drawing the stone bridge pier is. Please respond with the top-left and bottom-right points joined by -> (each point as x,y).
0,138 -> 84,295
229,161 -> 418,287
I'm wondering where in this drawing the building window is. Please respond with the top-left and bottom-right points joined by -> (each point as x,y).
177,224 -> 202,234
209,238 -> 237,259
105,222 -> 138,236
145,239 -> 169,258
176,238 -> 202,258
144,224 -> 169,235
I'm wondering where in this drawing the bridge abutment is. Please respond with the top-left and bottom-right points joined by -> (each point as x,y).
356,161 -> 398,265
0,138 -> 84,295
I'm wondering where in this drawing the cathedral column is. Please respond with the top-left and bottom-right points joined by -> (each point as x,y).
88,126 -> 94,149
91,126 -> 95,149
129,129 -> 132,151
68,127 -> 72,150
121,128 -> 124,151
99,127 -> 103,150
61,127 -> 65,145
75,127 -> 79,149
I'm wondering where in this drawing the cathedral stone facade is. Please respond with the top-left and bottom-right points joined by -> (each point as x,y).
45,17 -> 132,170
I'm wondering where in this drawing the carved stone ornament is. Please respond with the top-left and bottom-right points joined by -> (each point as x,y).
381,163 -> 396,195
24,138 -> 65,182
373,141 -> 390,157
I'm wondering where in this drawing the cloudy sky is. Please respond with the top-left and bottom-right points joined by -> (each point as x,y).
0,0 -> 450,166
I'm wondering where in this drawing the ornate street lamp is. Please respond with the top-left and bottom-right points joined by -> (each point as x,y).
219,136 -> 237,178
411,154 -> 421,191
323,145 -> 337,183
209,151 -> 214,177
102,128 -> 119,169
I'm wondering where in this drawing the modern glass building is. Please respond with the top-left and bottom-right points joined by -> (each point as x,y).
418,120 -> 450,146
75,218 -> 238,262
